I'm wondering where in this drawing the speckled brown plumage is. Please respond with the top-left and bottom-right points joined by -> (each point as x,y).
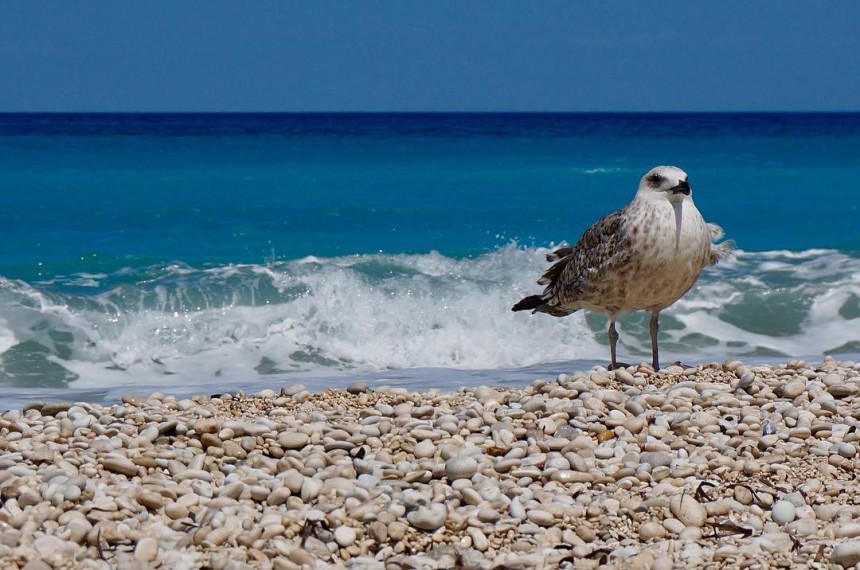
513,166 -> 733,370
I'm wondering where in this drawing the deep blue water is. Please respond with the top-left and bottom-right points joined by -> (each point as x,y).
0,113 -> 859,407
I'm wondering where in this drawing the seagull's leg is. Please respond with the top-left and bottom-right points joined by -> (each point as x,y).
608,320 -> 619,370
650,310 -> 660,370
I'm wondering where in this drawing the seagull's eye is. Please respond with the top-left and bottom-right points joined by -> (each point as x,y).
645,174 -> 663,188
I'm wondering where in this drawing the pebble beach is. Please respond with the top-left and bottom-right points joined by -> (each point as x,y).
2,357 -> 860,569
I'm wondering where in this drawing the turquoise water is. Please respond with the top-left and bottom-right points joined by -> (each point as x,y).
1,113 -> 859,406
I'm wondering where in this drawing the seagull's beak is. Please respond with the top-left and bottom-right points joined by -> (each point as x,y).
670,180 -> 691,195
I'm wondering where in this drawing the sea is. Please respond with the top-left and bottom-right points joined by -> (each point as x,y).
1,113 -> 859,409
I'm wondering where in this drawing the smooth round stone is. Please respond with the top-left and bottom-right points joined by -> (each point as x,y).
639,521 -> 666,541
814,504 -> 839,521
836,523 -> 860,539
334,526 -> 357,547
551,470 -> 590,484
406,504 -> 447,530
445,456 -> 478,481
134,537 -> 158,562
283,470 -> 305,494
594,447 -> 615,460
624,416 -> 647,434
737,371 -> 756,389
526,509 -> 554,527
640,451 -> 672,468
544,437 -> 569,450
193,418 -> 219,434
477,506 -> 500,523
278,432 -> 309,450
545,456 -> 570,470
67,520 -> 91,545
33,535 -> 71,560
575,525 -> 597,543
467,527 -> 489,551
301,478 -> 321,502
758,435 -> 779,450
829,384 -> 859,398
16,488 -> 40,508
649,425 -> 669,439
787,518 -> 818,537
414,440 -> 436,459
832,541 -> 860,568
359,425 -> 381,438
63,485 -> 81,502
781,379 -> 806,399
140,425 -> 160,442
734,485 -> 754,505
679,526 -> 702,540
837,443 -> 857,458
669,495 -> 706,528
663,518 -> 686,535
164,502 -> 189,520
102,456 -> 139,477
509,498 -> 526,520
174,469 -> 213,483
346,382 -> 368,394
613,368 -> 635,384
772,501 -> 796,525
136,492 -> 164,510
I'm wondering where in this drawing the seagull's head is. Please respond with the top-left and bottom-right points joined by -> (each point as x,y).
637,165 -> 691,204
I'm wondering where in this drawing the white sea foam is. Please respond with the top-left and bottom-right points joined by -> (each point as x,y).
0,247 -> 858,396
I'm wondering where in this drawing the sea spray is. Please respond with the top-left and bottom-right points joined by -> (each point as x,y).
0,246 -> 858,394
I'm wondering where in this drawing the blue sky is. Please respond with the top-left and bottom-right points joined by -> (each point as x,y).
1,1 -> 857,112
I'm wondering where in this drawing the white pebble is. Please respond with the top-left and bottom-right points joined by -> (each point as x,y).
832,541 -> 860,568
334,526 -> 357,547
771,501 -> 796,525
445,456 -> 478,480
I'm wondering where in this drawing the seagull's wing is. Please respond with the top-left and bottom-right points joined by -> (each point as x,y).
538,209 -> 633,307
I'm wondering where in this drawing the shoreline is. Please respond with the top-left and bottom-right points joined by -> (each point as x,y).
1,358 -> 859,568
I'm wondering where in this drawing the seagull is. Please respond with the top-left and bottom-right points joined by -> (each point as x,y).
512,166 -> 733,370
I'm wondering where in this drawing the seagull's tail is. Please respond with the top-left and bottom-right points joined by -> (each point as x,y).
707,223 -> 736,265
512,295 -> 576,317
512,295 -> 545,312
710,240 -> 737,265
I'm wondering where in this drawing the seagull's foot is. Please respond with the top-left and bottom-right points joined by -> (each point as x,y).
608,362 -> 632,371
649,360 -> 695,372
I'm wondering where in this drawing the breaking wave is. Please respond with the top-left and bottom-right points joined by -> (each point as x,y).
0,245 -> 858,395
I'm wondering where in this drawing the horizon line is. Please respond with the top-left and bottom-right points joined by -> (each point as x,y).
1,109 -> 859,115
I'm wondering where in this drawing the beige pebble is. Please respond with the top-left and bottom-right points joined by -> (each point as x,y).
102,456 -> 139,478
639,521 -> 667,541
278,432 -> 309,449
670,494 -> 707,528
134,537 -> 158,562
